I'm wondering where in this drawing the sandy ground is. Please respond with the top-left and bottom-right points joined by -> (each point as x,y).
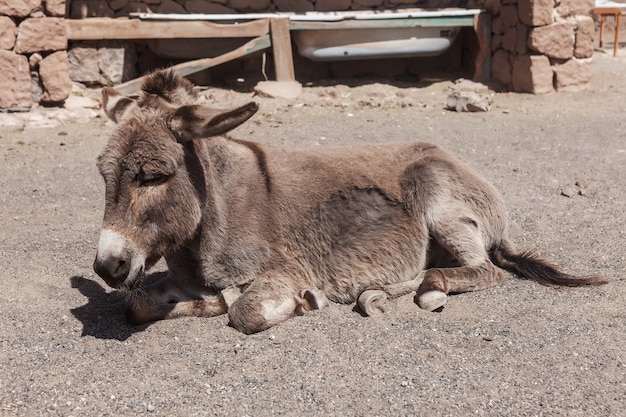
1,47 -> 625,416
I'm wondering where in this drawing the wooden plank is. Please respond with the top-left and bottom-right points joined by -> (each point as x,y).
114,35 -> 271,95
472,13 -> 491,82
65,17 -> 270,40
270,18 -> 295,82
289,16 -> 476,31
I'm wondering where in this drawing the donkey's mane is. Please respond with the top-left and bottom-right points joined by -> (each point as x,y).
140,70 -> 198,105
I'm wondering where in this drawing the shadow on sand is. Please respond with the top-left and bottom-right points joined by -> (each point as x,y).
69,273 -> 165,341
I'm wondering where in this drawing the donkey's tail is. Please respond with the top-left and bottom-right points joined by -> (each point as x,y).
490,240 -> 608,287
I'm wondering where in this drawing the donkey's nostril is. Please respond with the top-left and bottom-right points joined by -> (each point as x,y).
93,254 -> 131,288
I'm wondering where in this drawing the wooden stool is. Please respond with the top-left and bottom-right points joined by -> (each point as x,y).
595,7 -> 622,56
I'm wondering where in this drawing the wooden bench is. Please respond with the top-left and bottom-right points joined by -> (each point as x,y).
65,9 -> 490,93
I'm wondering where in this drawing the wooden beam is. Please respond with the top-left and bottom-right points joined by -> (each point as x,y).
65,17 -> 270,40
114,35 -> 271,95
473,13 -> 491,82
270,18 -> 295,82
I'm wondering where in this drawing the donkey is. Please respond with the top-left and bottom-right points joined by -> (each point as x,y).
93,70 -> 607,334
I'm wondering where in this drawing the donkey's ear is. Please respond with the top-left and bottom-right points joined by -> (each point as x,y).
102,87 -> 138,123
167,102 -> 259,142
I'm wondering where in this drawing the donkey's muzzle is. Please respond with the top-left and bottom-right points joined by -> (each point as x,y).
93,229 -> 144,290
93,254 -> 130,289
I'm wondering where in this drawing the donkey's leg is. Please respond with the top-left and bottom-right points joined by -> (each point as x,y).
228,276 -> 329,334
415,219 -> 504,311
357,274 -> 425,316
125,276 -> 227,324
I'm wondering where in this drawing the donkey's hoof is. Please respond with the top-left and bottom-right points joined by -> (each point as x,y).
358,289 -> 389,316
299,288 -> 329,311
416,290 -> 447,312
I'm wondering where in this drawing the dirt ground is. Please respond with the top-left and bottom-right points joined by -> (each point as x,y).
1,44 -> 625,416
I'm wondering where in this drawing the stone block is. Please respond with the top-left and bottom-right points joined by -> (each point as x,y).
553,58 -> 592,91
556,0 -> 594,18
515,24 -> 528,54
500,5 -> 519,29
228,0 -> 271,11
273,0 -> 313,12
316,0 -> 351,11
69,0 -> 115,18
0,50 -> 32,108
115,1 -> 153,16
39,50 -> 71,103
512,54 -> 553,93
518,0 -> 553,26
491,49 -> 512,86
15,17 -> 67,54
492,34 -> 503,51
492,16 -> 505,36
528,21 -> 574,59
502,25 -> 517,52
68,42 -> 102,84
354,0 -> 384,7
108,0 -> 129,10
574,16 -> 594,58
98,40 -> 138,85
484,0 -> 502,15
185,0 -> 235,13
0,0 -> 41,17
157,0 -> 186,13
44,0 -> 66,16
0,16 -> 17,50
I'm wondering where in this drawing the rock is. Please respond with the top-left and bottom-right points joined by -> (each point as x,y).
0,16 -> 17,50
452,78 -> 491,93
109,0 -> 129,11
28,52 -> 42,69
184,0 -> 235,13
316,0 -> 351,10
518,0 -> 553,26
500,5 -> 519,29
31,70 -> 43,103
556,0 -> 594,18
63,94 -> 100,110
228,0 -> 271,11
39,51 -> 71,103
273,0 -> 314,12
69,0 -> 115,18
491,49 -> 512,87
553,58 -> 592,92
445,91 -> 492,112
512,54 -> 553,94
68,42 -> 102,85
528,22 -> 575,60
157,0 -> 186,14
560,185 -> 577,197
0,0 -> 41,17
254,80 -> 303,99
0,50 -> 32,108
502,25 -> 517,53
98,41 -> 138,85
44,0 -> 66,16
574,16 -> 595,59
15,17 -> 67,54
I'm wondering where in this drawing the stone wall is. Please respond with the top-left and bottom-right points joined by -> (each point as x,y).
0,0 -> 597,109
0,0 -> 71,108
489,0 -> 595,93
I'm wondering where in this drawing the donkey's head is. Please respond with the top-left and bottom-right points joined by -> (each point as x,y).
93,70 -> 258,290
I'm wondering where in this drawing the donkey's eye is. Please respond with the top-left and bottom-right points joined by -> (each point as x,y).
137,172 -> 169,187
